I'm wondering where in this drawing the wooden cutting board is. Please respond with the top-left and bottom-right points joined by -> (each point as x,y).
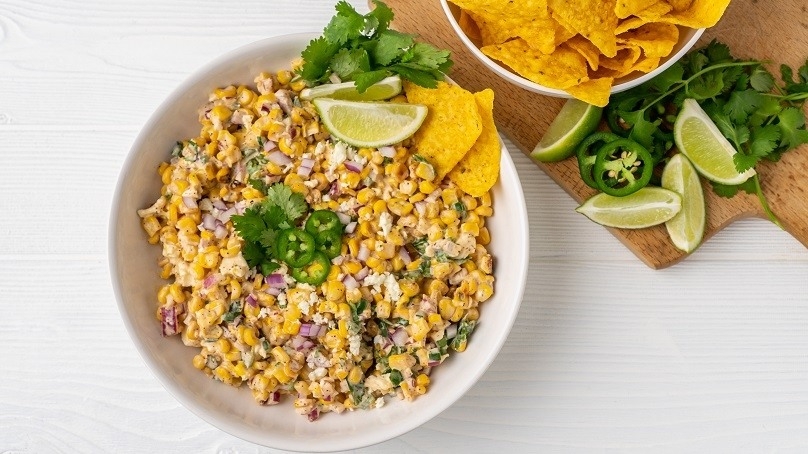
383,0 -> 808,269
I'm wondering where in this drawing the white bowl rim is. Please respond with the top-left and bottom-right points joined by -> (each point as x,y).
109,32 -> 530,452
440,0 -> 706,97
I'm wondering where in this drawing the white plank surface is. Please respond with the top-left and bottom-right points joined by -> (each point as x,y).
2,0 -> 808,452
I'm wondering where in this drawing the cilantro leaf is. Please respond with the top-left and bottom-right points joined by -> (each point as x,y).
354,69 -> 390,92
723,89 -> 762,123
300,37 -> 340,82
777,107 -> 808,149
369,0 -> 394,33
749,66 -> 775,92
390,64 -> 439,88
231,211 -> 266,243
372,29 -> 414,66
649,63 -> 684,93
241,241 -> 268,268
324,1 -> 365,45
331,47 -> 371,80
264,183 -> 308,222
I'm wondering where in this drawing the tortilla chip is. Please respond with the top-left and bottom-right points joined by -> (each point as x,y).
564,77 -> 614,107
667,0 -> 693,12
658,0 -> 732,28
615,2 -> 673,34
404,81 -> 482,182
458,10 -> 482,43
549,0 -> 619,58
599,44 -> 642,74
630,56 -> 661,73
450,0 -> 548,18
566,35 -> 602,70
482,39 -> 589,90
618,22 -> 679,58
615,0 -> 658,19
448,89 -> 500,196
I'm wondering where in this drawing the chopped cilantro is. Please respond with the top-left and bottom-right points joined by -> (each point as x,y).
223,301 -> 242,323
298,0 -> 453,92
389,369 -> 403,386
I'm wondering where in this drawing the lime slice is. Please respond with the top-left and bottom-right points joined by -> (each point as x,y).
674,98 -> 756,185
661,153 -> 705,253
300,76 -> 402,101
575,187 -> 682,229
313,98 -> 428,148
531,99 -> 603,162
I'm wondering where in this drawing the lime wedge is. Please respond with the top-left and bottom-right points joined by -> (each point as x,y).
674,98 -> 756,185
531,99 -> 602,162
313,98 -> 427,148
300,76 -> 402,101
575,187 -> 682,229
661,153 -> 705,253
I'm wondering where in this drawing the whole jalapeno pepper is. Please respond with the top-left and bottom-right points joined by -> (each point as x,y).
593,138 -> 653,197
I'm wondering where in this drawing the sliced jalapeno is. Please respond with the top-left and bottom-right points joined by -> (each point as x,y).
315,229 -> 343,259
291,251 -> 331,286
276,228 -> 316,268
305,210 -> 342,236
576,132 -> 621,189
593,138 -> 653,197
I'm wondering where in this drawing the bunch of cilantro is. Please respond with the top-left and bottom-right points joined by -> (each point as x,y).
298,0 -> 453,92
606,41 -> 808,226
230,183 -> 309,275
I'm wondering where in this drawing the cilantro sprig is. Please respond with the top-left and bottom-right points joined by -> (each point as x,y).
230,183 -> 309,274
299,0 -> 453,92
607,41 -> 808,226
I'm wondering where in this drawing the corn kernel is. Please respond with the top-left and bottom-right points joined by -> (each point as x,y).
347,366 -> 363,385
415,162 -> 436,181
192,354 -> 206,370
409,318 -> 430,342
375,299 -> 392,319
475,205 -> 494,217
326,280 -> 345,302
388,353 -> 415,371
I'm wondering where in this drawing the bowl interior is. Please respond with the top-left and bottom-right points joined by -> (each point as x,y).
441,0 -> 704,95
109,33 -> 529,452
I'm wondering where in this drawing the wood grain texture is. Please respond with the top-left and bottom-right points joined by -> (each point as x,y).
385,0 -> 808,269
3,0 -> 808,452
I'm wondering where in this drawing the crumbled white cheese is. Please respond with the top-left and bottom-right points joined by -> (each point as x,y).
329,141 -> 348,170
349,333 -> 361,356
219,254 -> 249,279
312,313 -> 328,325
314,141 -> 327,156
308,367 -> 328,381
384,273 -> 402,303
277,292 -> 288,308
379,212 -> 393,237
375,397 -> 386,409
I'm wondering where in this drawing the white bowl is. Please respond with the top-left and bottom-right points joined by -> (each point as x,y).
109,33 -> 529,452
440,0 -> 704,97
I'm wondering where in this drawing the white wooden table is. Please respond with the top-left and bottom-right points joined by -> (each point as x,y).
2,1 -> 808,452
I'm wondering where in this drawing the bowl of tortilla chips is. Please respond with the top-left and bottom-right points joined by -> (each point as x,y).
442,0 -> 732,107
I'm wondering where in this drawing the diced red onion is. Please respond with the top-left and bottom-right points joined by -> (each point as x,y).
391,328 -> 408,346
182,196 -> 198,210
201,214 -> 218,231
336,212 -> 351,225
299,323 -> 312,337
446,323 -> 458,339
328,182 -> 341,197
302,339 -> 315,350
213,224 -> 228,239
297,166 -> 312,177
301,158 -> 315,168
219,207 -> 236,223
235,201 -> 247,215
332,256 -> 345,266
268,150 -> 292,166
264,391 -> 281,406
357,244 -> 370,262
212,199 -> 227,211
266,273 -> 287,288
307,408 -> 320,422
398,247 -> 412,265
428,360 -> 441,367
263,140 -> 277,152
379,146 -> 396,158
344,160 -> 363,173
160,306 -> 178,336
266,287 -> 282,296
291,334 -> 306,348
355,266 -> 369,281
342,274 -> 359,290
245,294 -> 257,307
203,273 -> 220,288
345,222 -> 357,234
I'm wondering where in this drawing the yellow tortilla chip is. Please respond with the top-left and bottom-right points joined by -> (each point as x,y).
599,44 -> 642,75
615,0 -> 658,19
448,89 -> 500,196
549,0 -> 619,58
667,0 -> 693,12
482,39 -> 589,90
458,10 -> 482,43
630,56 -> 661,73
658,0 -> 732,28
450,0 -> 548,19
618,22 -> 679,58
404,81 -> 482,182
566,35 -> 601,70
565,77 -> 614,107
615,2 -> 673,34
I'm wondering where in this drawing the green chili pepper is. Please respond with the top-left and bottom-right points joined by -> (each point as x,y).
315,229 -> 343,259
576,132 -> 621,189
276,228 -> 316,268
593,138 -> 653,197
291,251 -> 331,285
305,210 -> 343,236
